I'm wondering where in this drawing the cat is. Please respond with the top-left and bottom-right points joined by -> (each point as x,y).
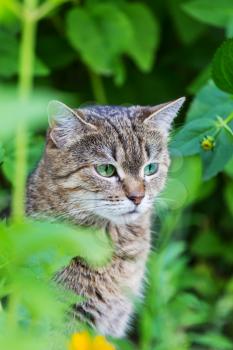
26,98 -> 185,337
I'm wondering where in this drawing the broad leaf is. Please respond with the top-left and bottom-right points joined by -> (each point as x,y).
66,7 -> 110,73
171,118 -> 216,156
187,81 -> 233,122
212,39 -> 233,94
201,128 -> 233,180
182,0 -> 233,28
123,2 -> 159,71
190,332 -> 233,350
169,0 -> 206,44
174,81 -> 233,179
0,219 -> 112,271
0,84 -> 77,139
90,3 -> 132,56
66,5 -> 132,79
66,3 -> 158,82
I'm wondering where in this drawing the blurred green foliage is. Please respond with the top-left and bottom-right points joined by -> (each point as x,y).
0,0 -> 233,349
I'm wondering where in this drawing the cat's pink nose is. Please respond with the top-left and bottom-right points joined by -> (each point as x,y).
127,192 -> 145,205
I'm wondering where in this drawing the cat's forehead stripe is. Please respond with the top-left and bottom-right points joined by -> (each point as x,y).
80,105 -> 139,119
103,116 -> 146,175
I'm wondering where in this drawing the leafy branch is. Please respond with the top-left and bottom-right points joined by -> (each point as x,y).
32,0 -> 71,21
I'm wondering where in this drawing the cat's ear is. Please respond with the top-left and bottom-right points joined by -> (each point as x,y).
47,100 -> 97,148
142,97 -> 185,135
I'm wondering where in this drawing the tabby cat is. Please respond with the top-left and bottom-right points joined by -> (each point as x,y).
26,98 -> 185,337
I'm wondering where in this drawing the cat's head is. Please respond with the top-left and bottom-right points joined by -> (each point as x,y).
44,99 -> 185,224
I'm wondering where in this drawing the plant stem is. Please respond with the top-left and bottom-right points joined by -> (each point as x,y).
18,0 -> 38,101
12,0 -> 38,222
88,70 -> 107,104
225,111 -> 233,124
33,0 -> 70,21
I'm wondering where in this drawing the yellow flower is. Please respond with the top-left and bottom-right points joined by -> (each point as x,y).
69,331 -> 115,350
200,135 -> 215,151
69,331 -> 91,350
93,335 -> 115,350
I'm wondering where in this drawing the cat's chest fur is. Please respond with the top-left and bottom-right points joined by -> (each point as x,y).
56,221 -> 151,337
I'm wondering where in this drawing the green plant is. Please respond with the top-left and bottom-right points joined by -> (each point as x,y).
0,0 -> 233,349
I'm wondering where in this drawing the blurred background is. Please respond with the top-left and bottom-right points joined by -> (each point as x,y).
0,1 -> 233,349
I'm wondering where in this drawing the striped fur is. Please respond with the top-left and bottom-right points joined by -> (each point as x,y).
26,100 -> 184,337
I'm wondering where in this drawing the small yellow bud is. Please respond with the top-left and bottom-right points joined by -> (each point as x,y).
200,135 -> 215,151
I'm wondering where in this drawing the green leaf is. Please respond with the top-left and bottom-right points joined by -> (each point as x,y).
66,7 -> 106,72
185,81 -> 233,181
66,5 -> 132,79
182,0 -> 233,27
0,219 -> 112,271
123,2 -> 159,71
0,1 -> 17,25
201,128 -> 233,180
215,293 -> 233,321
190,332 -> 233,350
169,0 -> 206,44
90,3 -> 132,56
0,84 -> 77,139
171,118 -> 216,156
212,39 -> 233,94
66,3 -> 159,82
187,81 -> 233,122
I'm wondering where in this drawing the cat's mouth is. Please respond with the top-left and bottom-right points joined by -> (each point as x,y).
125,208 -> 138,215
85,198 -> 148,223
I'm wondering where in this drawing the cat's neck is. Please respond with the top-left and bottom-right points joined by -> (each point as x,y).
107,214 -> 151,261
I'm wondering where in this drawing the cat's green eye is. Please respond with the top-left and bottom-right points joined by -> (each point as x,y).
144,163 -> 159,176
95,164 -> 117,177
